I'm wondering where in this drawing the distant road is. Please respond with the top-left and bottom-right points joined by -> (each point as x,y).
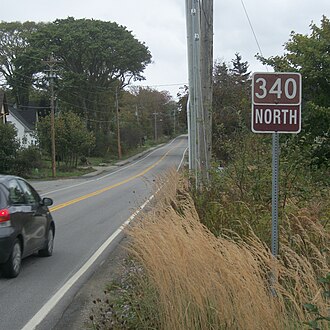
0,135 -> 188,330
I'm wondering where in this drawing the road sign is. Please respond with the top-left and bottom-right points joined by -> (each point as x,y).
252,72 -> 302,133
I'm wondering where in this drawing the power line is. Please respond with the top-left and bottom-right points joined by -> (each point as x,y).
131,82 -> 187,88
240,0 -> 269,72
1,68 -> 185,101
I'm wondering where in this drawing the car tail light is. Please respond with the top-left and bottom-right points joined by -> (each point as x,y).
0,209 -> 10,222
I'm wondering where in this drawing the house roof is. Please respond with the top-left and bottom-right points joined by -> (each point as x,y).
9,107 -> 38,131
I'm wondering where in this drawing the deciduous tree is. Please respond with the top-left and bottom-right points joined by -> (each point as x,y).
258,16 -> 330,165
37,111 -> 95,168
27,17 -> 152,128
0,21 -> 43,106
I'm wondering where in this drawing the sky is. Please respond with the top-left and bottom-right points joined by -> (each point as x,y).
1,0 -> 329,99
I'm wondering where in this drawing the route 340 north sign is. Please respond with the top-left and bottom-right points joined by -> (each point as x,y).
252,72 -> 302,133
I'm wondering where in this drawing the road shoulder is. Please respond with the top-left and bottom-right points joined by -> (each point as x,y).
53,237 -> 129,330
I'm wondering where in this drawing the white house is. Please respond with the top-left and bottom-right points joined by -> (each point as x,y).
6,108 -> 38,147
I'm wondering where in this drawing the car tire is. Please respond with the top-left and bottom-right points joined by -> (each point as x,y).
39,227 -> 54,257
2,239 -> 22,278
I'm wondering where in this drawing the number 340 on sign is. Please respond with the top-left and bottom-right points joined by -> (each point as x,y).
251,72 -> 302,134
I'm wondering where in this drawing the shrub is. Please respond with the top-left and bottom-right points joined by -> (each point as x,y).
196,131 -> 329,245
13,146 -> 43,177
0,122 -> 19,173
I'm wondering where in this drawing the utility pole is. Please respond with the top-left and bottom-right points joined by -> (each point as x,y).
186,0 -> 202,186
193,0 -> 202,187
153,112 -> 158,141
115,87 -> 122,159
43,55 -> 57,178
185,0 -> 213,187
200,0 -> 213,184
173,108 -> 176,135
186,0 -> 195,171
135,105 -> 140,124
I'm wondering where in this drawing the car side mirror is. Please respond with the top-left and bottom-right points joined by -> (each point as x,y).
41,197 -> 53,207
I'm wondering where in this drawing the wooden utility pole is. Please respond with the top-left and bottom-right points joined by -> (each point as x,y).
186,0 -> 200,183
185,0 -> 195,172
193,0 -> 203,186
153,112 -> 158,141
173,108 -> 176,135
185,0 -> 213,187
200,0 -> 213,184
115,88 -> 122,159
43,55 -> 57,178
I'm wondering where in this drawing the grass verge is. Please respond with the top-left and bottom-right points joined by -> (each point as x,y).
88,170 -> 329,329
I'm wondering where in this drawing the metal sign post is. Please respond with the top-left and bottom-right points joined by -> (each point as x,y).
271,132 -> 279,256
252,72 -> 302,257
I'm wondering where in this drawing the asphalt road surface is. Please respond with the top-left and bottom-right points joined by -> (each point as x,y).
0,136 -> 187,330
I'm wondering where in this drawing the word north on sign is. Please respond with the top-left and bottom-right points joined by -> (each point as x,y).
252,72 -> 302,133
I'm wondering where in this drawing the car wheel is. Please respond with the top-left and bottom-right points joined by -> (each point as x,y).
39,227 -> 54,257
2,239 -> 22,278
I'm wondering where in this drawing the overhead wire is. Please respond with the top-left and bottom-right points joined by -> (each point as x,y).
240,0 -> 269,72
1,67 -> 184,109
3,77 -> 174,125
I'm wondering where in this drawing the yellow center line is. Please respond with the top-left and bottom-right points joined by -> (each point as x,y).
49,143 -> 181,212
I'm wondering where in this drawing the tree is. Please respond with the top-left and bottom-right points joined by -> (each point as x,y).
0,122 -> 19,173
176,85 -> 188,132
0,18 -> 152,155
212,56 -> 251,162
127,87 -> 176,141
230,53 -> 251,83
0,21 -> 43,106
258,16 -> 330,166
258,16 -> 330,108
26,18 -> 152,128
37,111 -> 95,168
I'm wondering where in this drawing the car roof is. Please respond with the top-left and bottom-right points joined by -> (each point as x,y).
0,175 -> 21,183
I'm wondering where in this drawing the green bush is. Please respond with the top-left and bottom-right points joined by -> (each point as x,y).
37,111 -> 96,167
13,146 -> 43,177
194,130 -> 329,248
0,122 -> 19,174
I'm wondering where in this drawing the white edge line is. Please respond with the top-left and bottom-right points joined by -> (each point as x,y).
22,194 -> 155,330
177,147 -> 188,172
22,143 -> 187,330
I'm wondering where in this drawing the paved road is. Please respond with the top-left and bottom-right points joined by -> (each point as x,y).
0,136 -> 187,330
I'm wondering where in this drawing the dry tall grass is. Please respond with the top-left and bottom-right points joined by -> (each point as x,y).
126,170 -> 329,330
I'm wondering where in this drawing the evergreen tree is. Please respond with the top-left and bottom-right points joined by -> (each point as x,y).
230,53 -> 251,83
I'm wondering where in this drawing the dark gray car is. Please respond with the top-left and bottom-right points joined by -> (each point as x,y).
0,175 -> 55,278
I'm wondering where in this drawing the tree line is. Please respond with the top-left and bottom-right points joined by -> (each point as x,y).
0,18 -> 187,176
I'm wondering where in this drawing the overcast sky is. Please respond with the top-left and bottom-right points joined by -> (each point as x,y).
2,0 -> 329,98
